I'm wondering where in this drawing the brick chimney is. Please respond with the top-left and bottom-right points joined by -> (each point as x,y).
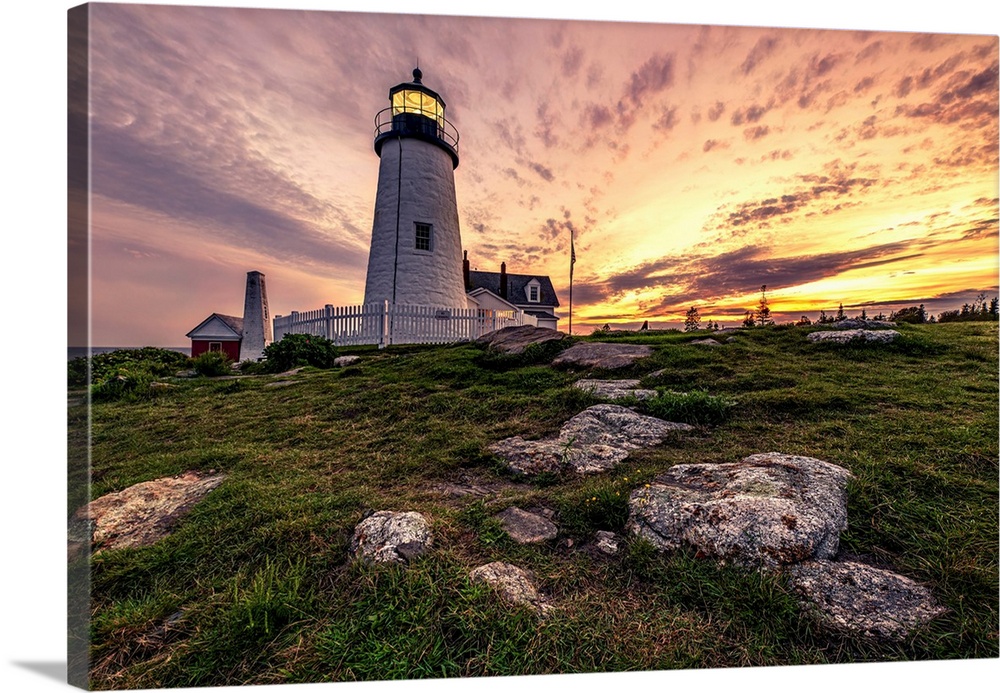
500,262 -> 507,299
463,250 -> 471,291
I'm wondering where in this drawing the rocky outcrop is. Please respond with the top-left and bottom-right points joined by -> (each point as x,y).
807,329 -> 900,344
73,471 -> 227,554
469,561 -> 553,615
786,559 -> 947,639
551,342 -> 653,370
820,319 -> 896,330
572,379 -> 657,401
490,404 -> 693,476
475,325 -> 568,355
494,507 -> 558,544
349,510 -> 432,564
627,453 -> 852,567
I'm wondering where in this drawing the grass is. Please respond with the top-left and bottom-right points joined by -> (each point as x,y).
70,322 -> 999,688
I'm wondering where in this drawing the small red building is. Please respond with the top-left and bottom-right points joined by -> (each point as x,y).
185,313 -> 244,361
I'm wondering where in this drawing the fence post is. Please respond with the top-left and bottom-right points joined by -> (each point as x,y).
324,305 -> 334,342
381,300 -> 389,349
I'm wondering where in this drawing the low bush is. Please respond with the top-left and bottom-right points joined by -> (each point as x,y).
261,333 -> 338,373
70,347 -> 189,387
192,350 -> 234,377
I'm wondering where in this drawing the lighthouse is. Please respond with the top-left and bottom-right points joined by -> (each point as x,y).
363,68 -> 468,310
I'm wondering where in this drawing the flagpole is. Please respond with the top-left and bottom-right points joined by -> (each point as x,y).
569,231 -> 575,335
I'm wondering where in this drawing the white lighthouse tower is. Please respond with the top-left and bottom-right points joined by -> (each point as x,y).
363,68 -> 467,309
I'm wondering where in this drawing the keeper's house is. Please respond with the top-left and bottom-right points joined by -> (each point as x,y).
186,313 -> 244,361
464,258 -> 561,330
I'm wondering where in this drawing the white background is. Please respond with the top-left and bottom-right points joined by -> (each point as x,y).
2,1 -> 997,692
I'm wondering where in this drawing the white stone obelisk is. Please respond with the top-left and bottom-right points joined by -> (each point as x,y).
239,270 -> 272,361
363,68 -> 467,309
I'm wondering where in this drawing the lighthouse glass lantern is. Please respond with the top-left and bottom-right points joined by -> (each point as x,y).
374,68 -> 459,168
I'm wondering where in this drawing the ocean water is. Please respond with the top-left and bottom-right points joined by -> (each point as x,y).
67,346 -> 192,361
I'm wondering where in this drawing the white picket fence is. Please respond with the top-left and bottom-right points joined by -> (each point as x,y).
273,301 -> 525,348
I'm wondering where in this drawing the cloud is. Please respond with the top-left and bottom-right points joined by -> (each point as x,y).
527,161 -> 555,182
731,103 -> 771,125
740,36 -> 780,75
707,101 -> 726,121
744,125 -> 771,141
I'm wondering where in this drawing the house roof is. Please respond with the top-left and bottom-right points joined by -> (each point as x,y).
186,313 -> 244,340
468,270 -> 560,307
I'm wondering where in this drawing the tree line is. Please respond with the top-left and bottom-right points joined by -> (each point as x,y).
681,289 -> 998,331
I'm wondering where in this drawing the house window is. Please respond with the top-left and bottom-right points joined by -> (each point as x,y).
415,222 -> 432,252
528,285 -> 540,302
209,342 -> 222,352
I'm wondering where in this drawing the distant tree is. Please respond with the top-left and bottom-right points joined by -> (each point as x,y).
796,315 -> 812,326
754,285 -> 774,327
684,307 -> 701,332
743,311 -> 756,328
639,319 -> 649,331
874,311 -> 887,321
817,310 -> 830,324
859,308 -> 868,321
990,297 -> 999,319
891,305 -> 927,324
835,303 -> 845,321
937,295 -> 999,323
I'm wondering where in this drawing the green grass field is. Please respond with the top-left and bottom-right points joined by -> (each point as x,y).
69,322 -> 998,688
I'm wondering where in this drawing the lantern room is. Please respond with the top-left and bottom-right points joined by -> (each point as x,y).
374,68 -> 460,168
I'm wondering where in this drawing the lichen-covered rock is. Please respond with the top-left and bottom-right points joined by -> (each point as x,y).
73,471 -> 226,554
820,319 -> 896,330
469,561 -> 552,615
807,329 -> 900,344
786,559 -> 947,640
334,355 -> 361,367
689,338 -> 721,346
475,325 -> 568,355
627,453 -> 852,567
494,507 -> 558,544
349,510 -> 432,564
573,379 -> 657,401
551,342 -> 653,369
489,404 -> 693,476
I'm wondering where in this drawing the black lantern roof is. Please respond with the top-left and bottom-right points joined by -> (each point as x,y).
374,68 -> 460,168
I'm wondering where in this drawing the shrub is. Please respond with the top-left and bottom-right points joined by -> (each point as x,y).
641,389 -> 734,425
70,347 -> 190,387
261,333 -> 338,373
90,368 -> 156,402
192,350 -> 234,377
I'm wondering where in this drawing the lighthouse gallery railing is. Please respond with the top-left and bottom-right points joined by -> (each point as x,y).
273,301 -> 524,348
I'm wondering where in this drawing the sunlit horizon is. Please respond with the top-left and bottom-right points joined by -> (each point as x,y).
73,3 -> 998,345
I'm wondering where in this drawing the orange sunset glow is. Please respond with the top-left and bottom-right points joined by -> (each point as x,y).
74,3 -> 998,345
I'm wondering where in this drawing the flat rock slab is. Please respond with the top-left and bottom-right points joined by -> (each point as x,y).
627,453 -> 852,567
74,471 -> 226,553
573,379 -> 657,401
593,530 -> 620,555
689,338 -> 722,346
475,325 -> 568,355
490,404 -> 693,476
469,561 -> 553,615
349,510 -> 432,564
787,559 -> 947,640
494,507 -> 558,544
264,380 -> 297,388
551,342 -> 653,370
807,329 -> 900,344
821,319 -> 897,330
334,355 -> 360,367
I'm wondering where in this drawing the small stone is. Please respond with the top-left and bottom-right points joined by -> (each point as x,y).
349,510 -> 432,564
495,507 -> 558,544
594,530 -> 620,555
470,561 -> 553,615
334,355 -> 361,367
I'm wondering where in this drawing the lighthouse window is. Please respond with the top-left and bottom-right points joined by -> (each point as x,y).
415,223 -> 433,251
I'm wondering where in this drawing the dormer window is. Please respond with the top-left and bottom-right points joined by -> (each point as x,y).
526,279 -> 541,303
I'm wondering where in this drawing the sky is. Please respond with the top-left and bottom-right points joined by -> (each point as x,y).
74,2 -> 998,344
